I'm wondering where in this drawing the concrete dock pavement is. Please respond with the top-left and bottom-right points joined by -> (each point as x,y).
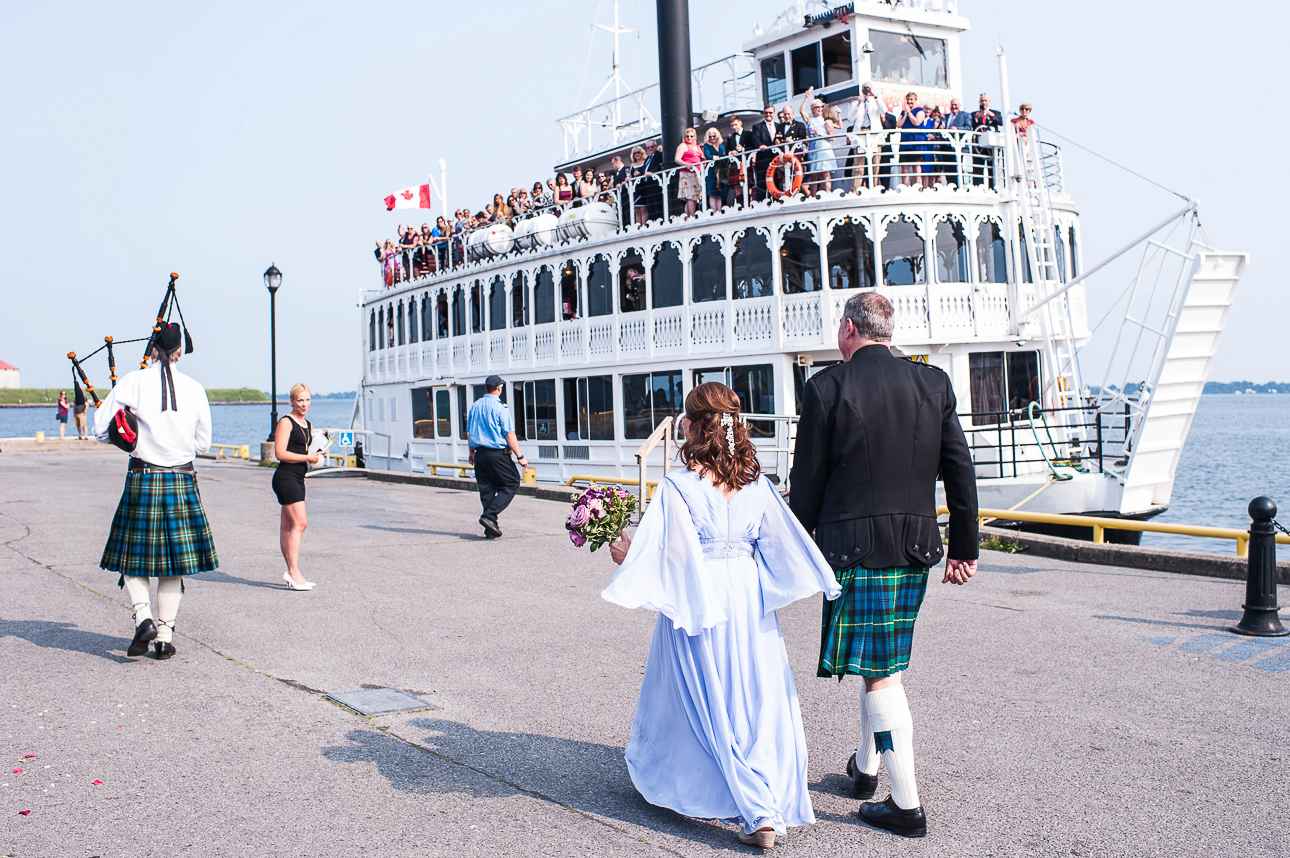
1,451 -> 1288,857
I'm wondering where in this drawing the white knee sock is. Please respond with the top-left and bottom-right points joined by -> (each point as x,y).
155,578 -> 182,643
865,684 -> 920,809
855,688 -> 880,776
122,575 -> 152,625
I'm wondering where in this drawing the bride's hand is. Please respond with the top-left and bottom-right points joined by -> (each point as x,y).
609,537 -> 631,565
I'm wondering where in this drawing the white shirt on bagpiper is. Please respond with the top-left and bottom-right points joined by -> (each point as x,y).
94,363 -> 212,467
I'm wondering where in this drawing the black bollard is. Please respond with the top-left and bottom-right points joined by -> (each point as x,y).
1231,497 -> 1288,637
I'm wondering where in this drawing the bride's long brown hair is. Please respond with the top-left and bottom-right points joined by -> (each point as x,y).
679,382 -> 761,491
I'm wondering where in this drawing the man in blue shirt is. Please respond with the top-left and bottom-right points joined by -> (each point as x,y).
467,375 -> 529,538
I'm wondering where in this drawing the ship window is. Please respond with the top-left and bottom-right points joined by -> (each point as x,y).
369,311 -> 376,352
560,261 -> 580,320
1069,225 -> 1079,277
882,216 -> 925,286
563,376 -> 614,441
1017,222 -> 1033,283
419,295 -> 429,342
976,220 -> 1007,283
470,281 -> 483,332
437,291 -> 449,338
378,397 -> 385,423
868,30 -> 948,89
693,364 -> 776,437
435,390 -> 450,437
968,351 -> 1042,425
489,276 -> 506,330
791,44 -> 821,95
761,53 -> 786,106
410,299 -> 420,344
512,271 -> 528,327
732,229 -> 773,299
397,301 -> 406,346
1054,226 -> 1067,284
535,266 -> 556,324
934,217 -> 969,284
828,217 -> 875,290
781,225 -> 821,293
620,248 -> 646,312
387,304 -> 394,347
588,255 -> 613,317
411,387 -> 434,439
622,370 -> 683,439
451,287 -> 465,336
457,386 -> 468,439
378,307 -> 386,348
691,236 -> 726,303
821,34 -> 852,87
516,379 -> 556,440
652,242 -> 683,308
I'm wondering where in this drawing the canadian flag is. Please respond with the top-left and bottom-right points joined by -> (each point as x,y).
384,183 -> 432,211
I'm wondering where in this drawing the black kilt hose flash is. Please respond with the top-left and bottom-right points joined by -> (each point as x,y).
101,471 -> 218,581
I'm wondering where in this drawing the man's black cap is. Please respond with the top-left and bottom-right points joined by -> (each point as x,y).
157,322 -> 183,353
485,374 -> 505,389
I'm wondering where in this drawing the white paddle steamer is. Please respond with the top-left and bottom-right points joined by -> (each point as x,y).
355,0 -> 1246,540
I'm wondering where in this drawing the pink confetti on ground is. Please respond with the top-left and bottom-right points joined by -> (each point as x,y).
23,755 -> 36,759
92,780 -> 102,785
19,810 -> 30,816
12,768 -> 22,774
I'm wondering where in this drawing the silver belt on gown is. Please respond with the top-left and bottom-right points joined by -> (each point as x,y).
699,538 -> 756,560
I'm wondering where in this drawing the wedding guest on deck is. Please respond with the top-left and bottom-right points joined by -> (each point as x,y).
675,127 -> 704,218
627,146 -> 650,226
724,117 -> 747,205
799,88 -> 837,194
702,126 -> 726,213
605,382 -> 841,850
272,383 -> 324,591
748,106 -> 778,201
896,93 -> 927,187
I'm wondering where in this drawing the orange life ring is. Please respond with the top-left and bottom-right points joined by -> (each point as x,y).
766,154 -> 803,199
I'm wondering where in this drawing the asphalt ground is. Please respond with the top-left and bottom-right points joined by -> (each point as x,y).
1,451 -> 1287,858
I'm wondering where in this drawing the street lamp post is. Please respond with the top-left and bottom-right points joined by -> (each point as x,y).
264,264 -> 282,444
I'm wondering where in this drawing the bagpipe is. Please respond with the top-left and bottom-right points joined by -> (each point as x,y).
66,273 -> 193,452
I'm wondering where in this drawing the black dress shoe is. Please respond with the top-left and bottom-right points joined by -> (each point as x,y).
846,752 -> 878,799
480,516 -> 502,539
127,619 -> 158,657
153,641 -> 176,660
858,796 -> 926,838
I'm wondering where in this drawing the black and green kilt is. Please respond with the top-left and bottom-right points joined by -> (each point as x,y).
818,564 -> 929,679
100,472 -> 218,578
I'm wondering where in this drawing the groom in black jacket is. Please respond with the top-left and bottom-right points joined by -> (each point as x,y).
789,292 -> 979,839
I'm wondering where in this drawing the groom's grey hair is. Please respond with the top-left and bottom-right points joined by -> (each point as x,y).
843,292 -> 894,342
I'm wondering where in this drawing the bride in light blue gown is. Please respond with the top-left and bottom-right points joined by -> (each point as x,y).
603,382 -> 840,850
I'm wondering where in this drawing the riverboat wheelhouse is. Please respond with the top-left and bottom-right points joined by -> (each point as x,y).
357,0 -> 1246,533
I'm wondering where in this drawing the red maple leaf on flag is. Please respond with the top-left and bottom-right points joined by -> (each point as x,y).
400,190 -> 415,200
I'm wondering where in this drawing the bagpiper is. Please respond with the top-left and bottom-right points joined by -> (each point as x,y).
94,277 -> 217,660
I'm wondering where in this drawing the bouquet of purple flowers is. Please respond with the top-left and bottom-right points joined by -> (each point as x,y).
566,483 -> 638,552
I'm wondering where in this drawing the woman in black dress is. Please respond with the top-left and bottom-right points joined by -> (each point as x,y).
272,382 -> 323,590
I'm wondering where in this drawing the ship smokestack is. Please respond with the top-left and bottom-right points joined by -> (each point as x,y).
655,0 -> 692,166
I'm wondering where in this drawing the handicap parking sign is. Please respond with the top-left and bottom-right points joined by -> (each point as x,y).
338,432 -> 354,448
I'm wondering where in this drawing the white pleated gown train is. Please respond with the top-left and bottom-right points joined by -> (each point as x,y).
602,469 -> 840,834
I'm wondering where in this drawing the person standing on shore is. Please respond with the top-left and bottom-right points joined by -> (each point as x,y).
72,383 -> 88,439
466,375 -> 528,539
95,321 -> 217,661
788,292 -> 979,839
56,391 -> 68,439
272,383 -> 323,590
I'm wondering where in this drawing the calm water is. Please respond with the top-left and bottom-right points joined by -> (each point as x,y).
0,399 -> 357,449
2,394 -> 1285,556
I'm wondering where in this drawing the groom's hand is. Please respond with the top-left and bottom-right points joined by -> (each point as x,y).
942,558 -> 977,585
609,537 -> 631,565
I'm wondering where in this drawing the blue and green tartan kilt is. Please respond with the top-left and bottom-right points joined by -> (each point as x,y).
100,471 -> 218,578
818,565 -> 929,679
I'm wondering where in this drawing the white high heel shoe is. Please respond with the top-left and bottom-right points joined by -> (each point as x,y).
283,571 -> 316,591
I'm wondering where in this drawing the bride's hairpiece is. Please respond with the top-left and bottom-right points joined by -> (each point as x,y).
720,412 -> 735,454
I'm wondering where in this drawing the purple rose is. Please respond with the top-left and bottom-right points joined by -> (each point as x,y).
569,530 -> 587,547
569,504 -> 591,529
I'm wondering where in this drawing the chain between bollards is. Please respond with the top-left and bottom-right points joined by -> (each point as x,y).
1231,497 -> 1288,637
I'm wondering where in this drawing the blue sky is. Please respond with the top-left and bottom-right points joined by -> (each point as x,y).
1,0 -> 1283,390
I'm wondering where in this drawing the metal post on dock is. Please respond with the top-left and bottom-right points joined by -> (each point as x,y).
1231,497 -> 1287,637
